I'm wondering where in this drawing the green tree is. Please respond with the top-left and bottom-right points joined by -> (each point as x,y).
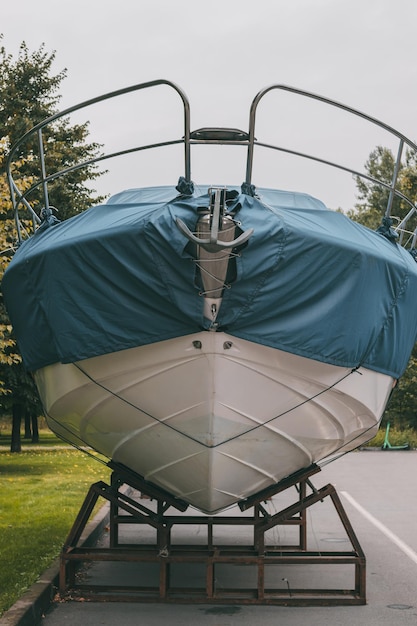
348,146 -> 399,229
0,139 -> 39,450
384,345 -> 417,429
348,145 -> 417,235
349,145 -> 417,430
0,38 -> 106,222
0,40 -> 106,449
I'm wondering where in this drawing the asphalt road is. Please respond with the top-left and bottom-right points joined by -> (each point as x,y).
36,450 -> 417,625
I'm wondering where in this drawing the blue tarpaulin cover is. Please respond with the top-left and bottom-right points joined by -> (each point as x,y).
3,186 -> 417,378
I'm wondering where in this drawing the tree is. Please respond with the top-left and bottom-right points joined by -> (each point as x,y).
0,138 -> 45,450
349,145 -> 417,430
0,39 -> 106,449
384,345 -> 417,429
0,38 -> 106,226
348,146 -> 399,228
348,145 -> 417,233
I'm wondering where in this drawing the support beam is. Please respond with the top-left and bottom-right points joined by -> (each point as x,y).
59,463 -> 366,605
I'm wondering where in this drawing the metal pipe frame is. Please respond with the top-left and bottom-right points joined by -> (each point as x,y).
59,462 -> 366,606
6,79 -> 191,242
7,81 -> 417,247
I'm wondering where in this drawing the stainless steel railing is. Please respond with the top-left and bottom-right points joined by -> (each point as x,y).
6,80 -> 417,247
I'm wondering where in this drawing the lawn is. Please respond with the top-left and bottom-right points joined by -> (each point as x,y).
0,416 -> 65,448
366,424 -> 417,449
0,447 -> 110,616
0,431 -> 66,448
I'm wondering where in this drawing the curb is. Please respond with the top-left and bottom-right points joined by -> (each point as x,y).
0,503 -> 110,626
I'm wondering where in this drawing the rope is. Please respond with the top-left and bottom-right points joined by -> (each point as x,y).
72,361 -> 361,450
43,411 -> 110,467
46,362 -> 376,478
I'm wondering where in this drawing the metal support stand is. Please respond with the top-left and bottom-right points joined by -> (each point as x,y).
59,462 -> 366,605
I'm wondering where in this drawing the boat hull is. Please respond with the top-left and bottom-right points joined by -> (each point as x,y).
35,331 -> 393,513
4,85 -> 417,517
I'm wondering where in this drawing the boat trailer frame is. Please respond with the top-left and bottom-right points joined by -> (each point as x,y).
59,462 -> 366,605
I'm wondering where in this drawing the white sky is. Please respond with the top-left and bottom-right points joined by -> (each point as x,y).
2,0 -> 417,210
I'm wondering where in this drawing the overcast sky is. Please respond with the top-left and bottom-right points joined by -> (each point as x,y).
2,0 -> 417,210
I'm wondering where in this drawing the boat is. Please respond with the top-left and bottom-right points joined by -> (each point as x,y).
3,80 -> 417,514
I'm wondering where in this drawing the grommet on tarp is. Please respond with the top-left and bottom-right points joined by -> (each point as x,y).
36,206 -> 60,233
376,216 -> 399,242
176,176 -> 194,197
241,181 -> 257,197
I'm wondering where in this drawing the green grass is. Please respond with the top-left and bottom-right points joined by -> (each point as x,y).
0,430 -> 66,447
0,417 -> 65,448
0,448 -> 110,616
365,425 -> 417,449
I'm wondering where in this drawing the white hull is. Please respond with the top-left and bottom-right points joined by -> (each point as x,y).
35,332 -> 393,513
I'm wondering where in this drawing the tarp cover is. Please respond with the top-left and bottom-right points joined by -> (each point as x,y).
3,186 -> 417,378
